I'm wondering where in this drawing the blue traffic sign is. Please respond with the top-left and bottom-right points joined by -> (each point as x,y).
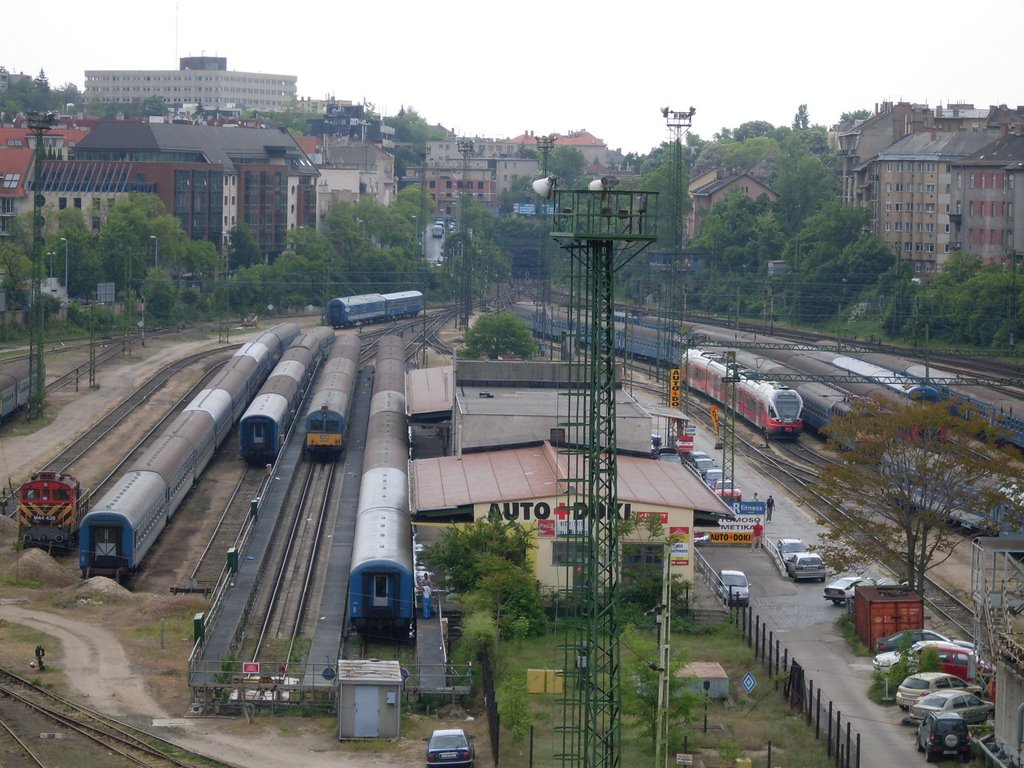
742,671 -> 756,694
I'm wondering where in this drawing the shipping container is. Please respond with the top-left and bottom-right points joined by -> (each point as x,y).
854,585 -> 924,651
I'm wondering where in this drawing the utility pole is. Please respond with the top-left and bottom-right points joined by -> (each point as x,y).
653,544 -> 672,768
27,112 -> 55,421
657,107 -> 696,390
535,134 -> 557,359
720,351 -> 739,497
457,139 -> 473,330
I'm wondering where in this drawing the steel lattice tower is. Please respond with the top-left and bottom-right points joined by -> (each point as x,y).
456,139 -> 474,330
27,113 -> 55,421
548,185 -> 657,768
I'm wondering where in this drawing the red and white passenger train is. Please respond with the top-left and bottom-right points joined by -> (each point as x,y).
684,349 -> 803,440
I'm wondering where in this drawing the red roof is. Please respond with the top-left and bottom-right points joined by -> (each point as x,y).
294,135 -> 317,156
505,130 -> 607,149
0,148 -> 33,197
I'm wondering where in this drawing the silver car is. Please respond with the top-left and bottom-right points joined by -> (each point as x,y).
786,552 -> 826,581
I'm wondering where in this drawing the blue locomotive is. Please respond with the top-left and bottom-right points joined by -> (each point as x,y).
327,290 -> 423,328
348,335 -> 416,639
79,323 -> 301,580
304,335 -> 361,459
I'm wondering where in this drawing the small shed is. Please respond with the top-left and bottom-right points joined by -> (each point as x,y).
677,661 -> 730,701
854,585 -> 924,651
337,659 -> 404,740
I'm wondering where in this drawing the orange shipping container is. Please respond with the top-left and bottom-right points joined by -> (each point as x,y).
853,585 -> 924,651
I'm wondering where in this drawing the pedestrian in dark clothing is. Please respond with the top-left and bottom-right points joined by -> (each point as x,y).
766,495 -> 775,522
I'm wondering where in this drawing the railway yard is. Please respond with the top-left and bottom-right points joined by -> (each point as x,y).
0,304 -> 1021,767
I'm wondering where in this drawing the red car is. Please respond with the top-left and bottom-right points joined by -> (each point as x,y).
712,483 -> 742,502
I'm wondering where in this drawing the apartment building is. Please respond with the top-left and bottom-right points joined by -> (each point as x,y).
873,128 -> 1001,278
949,130 -> 1024,265
84,57 -> 297,114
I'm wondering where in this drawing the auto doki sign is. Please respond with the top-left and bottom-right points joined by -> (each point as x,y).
487,500 -> 634,523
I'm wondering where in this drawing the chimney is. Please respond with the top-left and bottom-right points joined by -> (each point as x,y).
931,128 -> 937,140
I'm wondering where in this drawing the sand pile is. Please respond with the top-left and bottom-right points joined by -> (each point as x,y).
5,548 -> 78,586
78,575 -> 132,597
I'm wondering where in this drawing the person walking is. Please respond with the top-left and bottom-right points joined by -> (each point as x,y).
766,495 -> 775,522
751,520 -> 764,550
422,581 -> 432,619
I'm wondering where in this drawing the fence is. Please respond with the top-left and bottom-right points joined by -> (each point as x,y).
730,607 -> 862,768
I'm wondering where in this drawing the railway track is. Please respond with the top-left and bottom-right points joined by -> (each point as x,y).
631,364 -> 979,638
247,460 -> 336,667
43,346 -> 236,479
178,464 -> 272,594
0,668 -> 227,768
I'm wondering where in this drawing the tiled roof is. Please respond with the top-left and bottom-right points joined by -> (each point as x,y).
0,148 -> 33,196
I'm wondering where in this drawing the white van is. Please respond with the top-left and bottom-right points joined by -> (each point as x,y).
717,570 -> 749,606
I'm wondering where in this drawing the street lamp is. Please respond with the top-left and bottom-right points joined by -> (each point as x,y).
150,235 -> 158,269
47,251 -> 54,281
59,237 -> 68,299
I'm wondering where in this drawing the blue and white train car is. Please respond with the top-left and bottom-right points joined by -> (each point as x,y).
0,359 -> 31,421
238,327 -> 335,465
79,323 -> 301,580
328,293 -> 387,328
79,471 -> 168,579
383,290 -> 424,321
349,335 -> 416,639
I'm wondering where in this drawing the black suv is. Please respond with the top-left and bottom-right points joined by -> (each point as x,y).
916,711 -> 971,762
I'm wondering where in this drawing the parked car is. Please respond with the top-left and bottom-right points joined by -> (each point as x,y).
426,728 -> 475,767
716,569 -> 749,607
712,483 -> 742,502
874,629 -> 970,653
692,457 -> 717,479
656,451 -> 683,464
823,575 -> 875,605
786,552 -> 827,581
693,532 -> 711,546
874,642 -> 990,681
896,672 -> 982,710
774,538 -> 808,565
910,690 -> 994,724
915,711 -> 972,762
703,468 -> 724,487
874,640 -> 959,671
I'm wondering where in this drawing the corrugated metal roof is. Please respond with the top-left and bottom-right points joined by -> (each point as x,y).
407,365 -> 455,417
411,441 -> 730,517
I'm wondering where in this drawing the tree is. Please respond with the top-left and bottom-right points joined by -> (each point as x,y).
462,312 -> 537,360
142,96 -> 167,117
792,104 -> 810,130
423,518 -> 534,595
814,400 -> 1020,592
619,626 -> 698,741
227,224 -> 262,270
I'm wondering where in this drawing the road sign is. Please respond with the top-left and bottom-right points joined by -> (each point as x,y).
675,754 -> 693,765
742,671 -> 757,694
322,666 -> 336,681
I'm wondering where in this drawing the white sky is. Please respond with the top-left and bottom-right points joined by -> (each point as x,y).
7,1 -> 1022,156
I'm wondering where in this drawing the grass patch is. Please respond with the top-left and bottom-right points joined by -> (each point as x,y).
496,621 -> 833,768
837,613 -> 871,656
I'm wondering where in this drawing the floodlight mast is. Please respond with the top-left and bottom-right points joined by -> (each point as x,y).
536,180 -> 658,768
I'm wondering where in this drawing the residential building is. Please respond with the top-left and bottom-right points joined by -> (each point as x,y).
32,121 -> 318,262
84,57 -> 297,115
686,170 -> 778,239
949,128 -> 1024,264
873,128 -> 1001,278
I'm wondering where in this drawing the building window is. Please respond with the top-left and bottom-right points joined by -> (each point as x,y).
552,541 -> 588,566
926,203 -> 935,213
970,174 -> 975,189
925,184 -> 935,193
895,203 -> 902,212
885,203 -> 891,212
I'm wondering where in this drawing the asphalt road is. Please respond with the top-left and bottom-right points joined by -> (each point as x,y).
699,488 -> 924,766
